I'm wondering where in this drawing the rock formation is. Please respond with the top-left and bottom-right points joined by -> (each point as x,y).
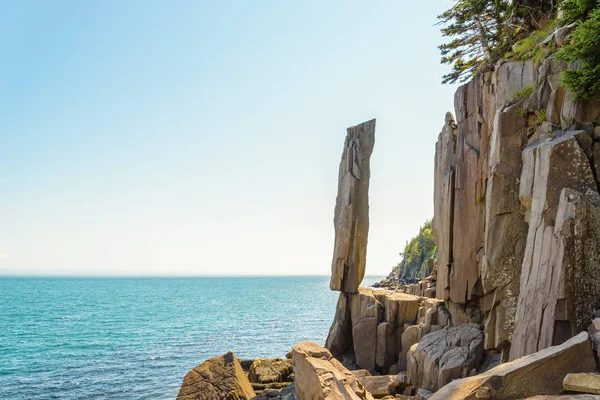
330,119 -> 376,293
325,288 -> 448,374
431,57 -> 600,360
177,352 -> 256,400
291,341 -> 374,400
321,53 -> 600,400
355,373 -> 411,398
429,332 -> 596,399
563,373 -> 600,395
407,323 -> 484,393
177,48 -> 600,400
247,358 -> 294,394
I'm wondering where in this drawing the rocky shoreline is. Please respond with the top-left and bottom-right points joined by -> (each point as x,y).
175,39 -> 600,399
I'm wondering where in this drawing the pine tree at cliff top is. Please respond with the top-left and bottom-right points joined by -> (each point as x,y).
556,0 -> 600,100
438,0 -> 555,83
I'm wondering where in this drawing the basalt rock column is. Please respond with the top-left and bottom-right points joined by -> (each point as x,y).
330,119 -> 376,293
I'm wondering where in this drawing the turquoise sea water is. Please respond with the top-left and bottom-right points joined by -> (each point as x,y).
0,276 -> 383,399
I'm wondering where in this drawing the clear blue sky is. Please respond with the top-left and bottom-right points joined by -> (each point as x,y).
0,0 -> 458,276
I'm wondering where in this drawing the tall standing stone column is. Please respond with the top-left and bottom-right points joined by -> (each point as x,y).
330,119 -> 376,293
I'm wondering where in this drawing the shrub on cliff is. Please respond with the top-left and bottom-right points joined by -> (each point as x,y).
559,0 -> 598,24
556,1 -> 600,100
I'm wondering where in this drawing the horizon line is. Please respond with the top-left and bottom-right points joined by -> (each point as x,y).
0,273 -> 387,279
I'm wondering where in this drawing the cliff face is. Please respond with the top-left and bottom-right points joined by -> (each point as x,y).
433,56 -> 600,360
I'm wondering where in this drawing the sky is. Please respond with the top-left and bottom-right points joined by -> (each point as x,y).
0,0 -> 459,276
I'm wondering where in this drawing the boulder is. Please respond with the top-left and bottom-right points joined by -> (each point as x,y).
429,332 -> 596,400
356,375 -> 398,398
407,323 -> 484,392
416,388 -> 434,400
291,341 -> 374,400
355,374 -> 411,398
177,351 -> 256,400
351,370 -> 372,378
330,119 -> 376,293
248,358 -> 293,384
564,373 -> 600,395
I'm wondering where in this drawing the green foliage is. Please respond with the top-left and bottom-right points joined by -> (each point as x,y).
437,0 -> 508,83
508,19 -> 557,62
559,0 -> 598,24
394,220 -> 437,281
513,84 -> 536,101
536,108 -> 547,123
556,4 -> 600,100
438,0 -> 556,83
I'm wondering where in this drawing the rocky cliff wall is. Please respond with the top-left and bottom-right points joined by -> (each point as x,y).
433,56 -> 600,360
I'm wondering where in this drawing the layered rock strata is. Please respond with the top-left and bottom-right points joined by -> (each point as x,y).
326,288 -> 449,374
330,119 -> 376,293
432,57 -> 600,359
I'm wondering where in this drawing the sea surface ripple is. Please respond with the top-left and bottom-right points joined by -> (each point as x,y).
0,276 -> 383,399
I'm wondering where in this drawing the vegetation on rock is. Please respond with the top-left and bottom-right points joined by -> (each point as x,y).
393,220 -> 437,282
437,0 -> 555,83
560,0 -> 598,24
508,19 -> 558,63
438,0 -> 600,101
556,1 -> 600,100
513,83 -> 537,101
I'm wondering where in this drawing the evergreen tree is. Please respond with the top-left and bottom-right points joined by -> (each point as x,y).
438,0 -> 507,83
438,0 -> 555,84
556,2 -> 600,100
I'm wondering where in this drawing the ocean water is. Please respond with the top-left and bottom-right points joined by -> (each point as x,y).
0,275 -> 383,399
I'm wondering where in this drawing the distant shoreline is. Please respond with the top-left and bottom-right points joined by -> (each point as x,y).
0,274 -> 387,279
